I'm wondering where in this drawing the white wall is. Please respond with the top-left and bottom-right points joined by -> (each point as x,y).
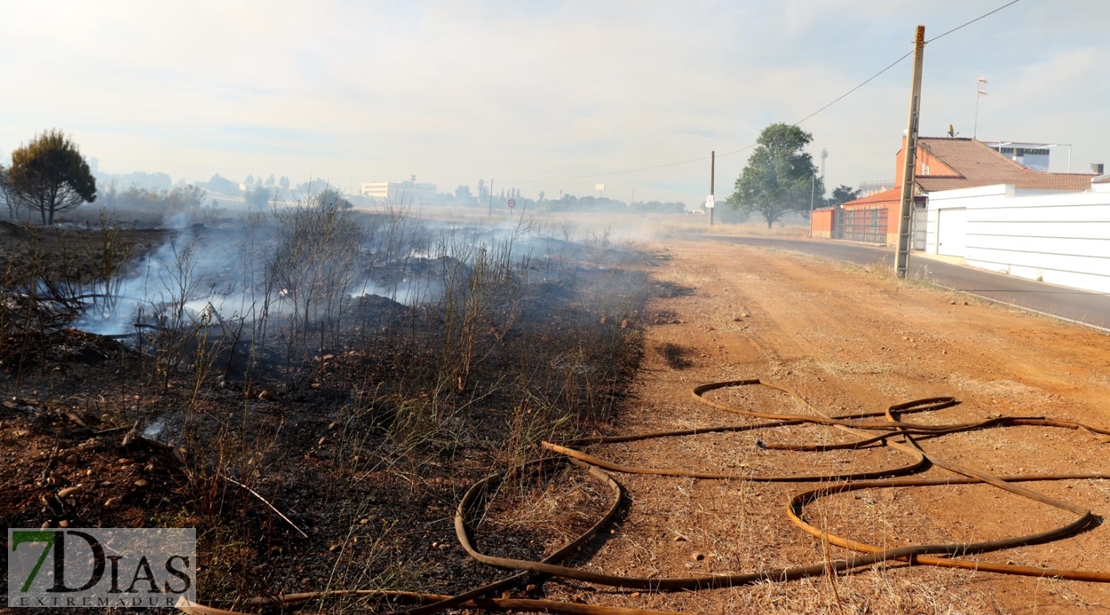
926,183 -> 1110,294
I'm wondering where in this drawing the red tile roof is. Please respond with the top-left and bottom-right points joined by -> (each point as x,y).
914,138 -> 1095,192
842,187 -> 901,207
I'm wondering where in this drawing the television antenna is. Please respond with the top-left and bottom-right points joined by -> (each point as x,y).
973,77 -> 988,139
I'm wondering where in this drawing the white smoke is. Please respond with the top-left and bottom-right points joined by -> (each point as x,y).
69,209 -> 617,340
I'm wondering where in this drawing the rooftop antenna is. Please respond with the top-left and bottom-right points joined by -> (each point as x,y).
973,77 -> 988,140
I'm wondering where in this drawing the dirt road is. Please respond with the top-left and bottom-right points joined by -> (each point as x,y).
550,238 -> 1110,614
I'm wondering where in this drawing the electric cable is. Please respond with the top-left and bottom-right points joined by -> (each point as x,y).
926,0 -> 1022,44
503,0 -> 1024,187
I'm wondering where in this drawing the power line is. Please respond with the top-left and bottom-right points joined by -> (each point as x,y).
791,51 -> 914,127
507,0 -> 1023,186
794,0 -> 1021,127
927,0 -> 1021,43
716,143 -> 758,159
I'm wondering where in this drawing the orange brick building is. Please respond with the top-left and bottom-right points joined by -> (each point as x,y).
815,137 -> 1096,245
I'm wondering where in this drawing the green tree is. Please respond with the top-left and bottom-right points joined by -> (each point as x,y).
728,123 -> 819,228
205,173 -> 239,195
314,188 -> 352,210
167,184 -> 206,212
829,184 -> 861,206
0,164 -> 16,220
8,130 -> 97,224
244,185 -> 272,209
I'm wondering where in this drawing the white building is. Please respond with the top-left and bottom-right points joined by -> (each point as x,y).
925,180 -> 1110,294
981,141 -> 1059,172
360,175 -> 437,204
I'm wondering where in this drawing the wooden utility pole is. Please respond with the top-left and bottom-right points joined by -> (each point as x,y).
709,150 -> 715,226
488,178 -> 493,216
895,25 -> 925,279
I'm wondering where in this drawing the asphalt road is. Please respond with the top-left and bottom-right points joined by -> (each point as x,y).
692,235 -> 1110,333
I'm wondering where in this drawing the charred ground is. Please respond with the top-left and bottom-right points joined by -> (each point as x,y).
0,210 -> 653,612
6,218 -> 1110,615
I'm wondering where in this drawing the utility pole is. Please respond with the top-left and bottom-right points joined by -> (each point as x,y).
895,25 -> 925,280
488,178 -> 493,216
709,150 -> 715,226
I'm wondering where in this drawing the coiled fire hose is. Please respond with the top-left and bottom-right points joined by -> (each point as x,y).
178,378 -> 1110,615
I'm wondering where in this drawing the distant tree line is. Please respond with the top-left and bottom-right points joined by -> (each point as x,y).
538,194 -> 686,214
97,182 -> 207,213
93,169 -> 172,192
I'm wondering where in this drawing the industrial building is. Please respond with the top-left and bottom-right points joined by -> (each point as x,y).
360,175 -> 438,204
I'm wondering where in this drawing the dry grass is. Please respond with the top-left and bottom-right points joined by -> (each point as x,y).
0,202 -> 658,610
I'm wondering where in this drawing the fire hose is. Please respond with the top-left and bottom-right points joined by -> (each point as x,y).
178,378 -> 1110,615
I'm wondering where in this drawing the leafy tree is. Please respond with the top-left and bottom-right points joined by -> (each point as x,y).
7,130 -> 97,224
454,185 -> 474,204
166,185 -> 206,212
296,178 -> 330,196
205,173 -> 239,195
829,184 -> 861,206
314,188 -> 352,210
728,123 -> 819,228
244,185 -> 272,209
0,164 -> 16,219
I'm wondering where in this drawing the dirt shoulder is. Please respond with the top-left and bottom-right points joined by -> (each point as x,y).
543,238 -> 1110,614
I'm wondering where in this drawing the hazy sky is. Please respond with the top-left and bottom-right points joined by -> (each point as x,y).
2,0 -> 1107,204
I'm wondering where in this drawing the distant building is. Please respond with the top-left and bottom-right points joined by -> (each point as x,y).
360,175 -> 437,204
981,141 -> 1058,172
858,179 -> 895,197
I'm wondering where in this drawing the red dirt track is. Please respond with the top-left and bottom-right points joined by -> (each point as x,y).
545,237 -> 1110,614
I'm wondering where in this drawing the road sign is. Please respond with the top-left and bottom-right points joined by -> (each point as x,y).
507,198 -> 516,209
705,195 -> 715,209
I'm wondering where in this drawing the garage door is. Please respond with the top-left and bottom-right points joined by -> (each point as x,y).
937,207 -> 967,257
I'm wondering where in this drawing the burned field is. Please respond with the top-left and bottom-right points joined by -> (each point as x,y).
0,208 -> 652,611
6,215 -> 1110,615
